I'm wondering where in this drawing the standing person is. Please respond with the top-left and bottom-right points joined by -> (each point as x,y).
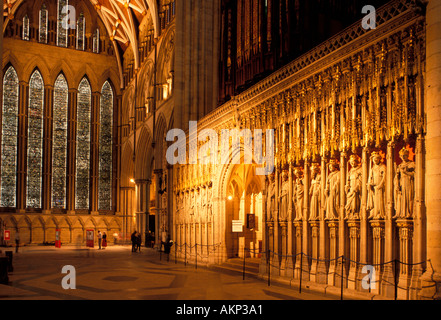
102,232 -> 107,249
97,230 -> 102,250
15,231 -> 20,253
131,231 -> 137,252
137,232 -> 142,252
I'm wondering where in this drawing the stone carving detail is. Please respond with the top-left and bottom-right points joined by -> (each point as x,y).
325,159 -> 340,220
345,155 -> 362,220
393,147 -> 415,219
367,151 -> 386,220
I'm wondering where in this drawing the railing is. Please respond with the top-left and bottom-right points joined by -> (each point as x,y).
264,250 -> 428,300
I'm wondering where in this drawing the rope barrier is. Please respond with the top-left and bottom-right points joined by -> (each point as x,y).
153,242 -> 427,299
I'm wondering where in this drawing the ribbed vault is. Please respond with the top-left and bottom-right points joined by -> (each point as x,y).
3,0 -> 160,69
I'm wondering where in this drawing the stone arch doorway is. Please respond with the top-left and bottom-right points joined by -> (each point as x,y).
225,163 -> 263,259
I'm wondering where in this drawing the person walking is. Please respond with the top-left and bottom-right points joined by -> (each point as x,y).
15,231 -> 20,253
97,230 -> 102,250
131,231 -> 137,252
136,232 -> 142,252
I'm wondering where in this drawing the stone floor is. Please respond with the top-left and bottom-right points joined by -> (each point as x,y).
0,245 -> 347,302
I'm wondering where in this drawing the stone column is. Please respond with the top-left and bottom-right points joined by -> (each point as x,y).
410,136 -> 425,299
421,0 -> 441,300
337,152 -> 347,288
287,164 -> 294,273
347,220 -> 360,290
135,179 -> 147,240
90,92 -> 101,215
327,220 -> 339,285
397,219 -> 413,300
302,161 -> 310,281
370,220 -> 385,295
42,85 -> 54,214
66,89 -> 78,214
280,221 -> 287,276
17,81 -> 29,213
309,221 -> 320,282
294,221 -> 303,279
259,178 -> 268,274
154,169 -> 162,248
360,148 -> 369,263
267,221 -> 274,272
317,158 -> 327,284
272,169 -> 280,275
382,142 -> 395,297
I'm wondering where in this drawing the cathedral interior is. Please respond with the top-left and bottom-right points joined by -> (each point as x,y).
1,0 -> 441,300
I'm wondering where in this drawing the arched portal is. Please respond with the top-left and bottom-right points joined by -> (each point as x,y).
225,163 -> 263,259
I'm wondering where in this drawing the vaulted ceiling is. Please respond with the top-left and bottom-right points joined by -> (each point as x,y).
3,0 -> 160,69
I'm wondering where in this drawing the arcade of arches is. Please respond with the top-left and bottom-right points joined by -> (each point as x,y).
2,0 -> 441,300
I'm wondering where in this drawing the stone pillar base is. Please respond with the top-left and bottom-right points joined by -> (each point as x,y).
317,261 -> 328,284
270,254 -> 280,277
419,271 -> 441,300
381,264 -> 395,298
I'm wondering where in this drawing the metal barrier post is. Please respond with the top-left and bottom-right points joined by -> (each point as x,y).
185,244 -> 187,267
394,259 -> 398,300
195,244 -> 198,270
243,247 -> 246,281
267,250 -> 271,286
340,256 -> 344,300
299,253 -> 303,294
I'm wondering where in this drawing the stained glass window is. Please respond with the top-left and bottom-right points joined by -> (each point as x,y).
76,13 -> 85,50
23,15 -> 29,41
27,70 -> 44,209
57,0 -> 68,47
76,78 -> 91,210
1,67 -> 19,208
93,28 -> 100,53
52,74 -> 68,209
39,5 -> 48,43
98,81 -> 113,210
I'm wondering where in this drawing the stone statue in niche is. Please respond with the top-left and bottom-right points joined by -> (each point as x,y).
367,151 -> 386,220
345,154 -> 362,220
325,159 -> 340,220
279,171 -> 289,221
309,164 -> 321,221
267,173 -> 276,221
393,147 -> 415,219
293,168 -> 304,221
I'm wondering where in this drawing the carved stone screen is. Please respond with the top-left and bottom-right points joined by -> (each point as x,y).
76,78 -> 91,210
52,74 -> 68,209
27,70 -> 44,209
1,67 -> 19,208
98,81 -> 113,210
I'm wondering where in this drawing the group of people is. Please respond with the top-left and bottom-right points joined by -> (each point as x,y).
131,231 -> 142,252
97,231 -> 107,249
